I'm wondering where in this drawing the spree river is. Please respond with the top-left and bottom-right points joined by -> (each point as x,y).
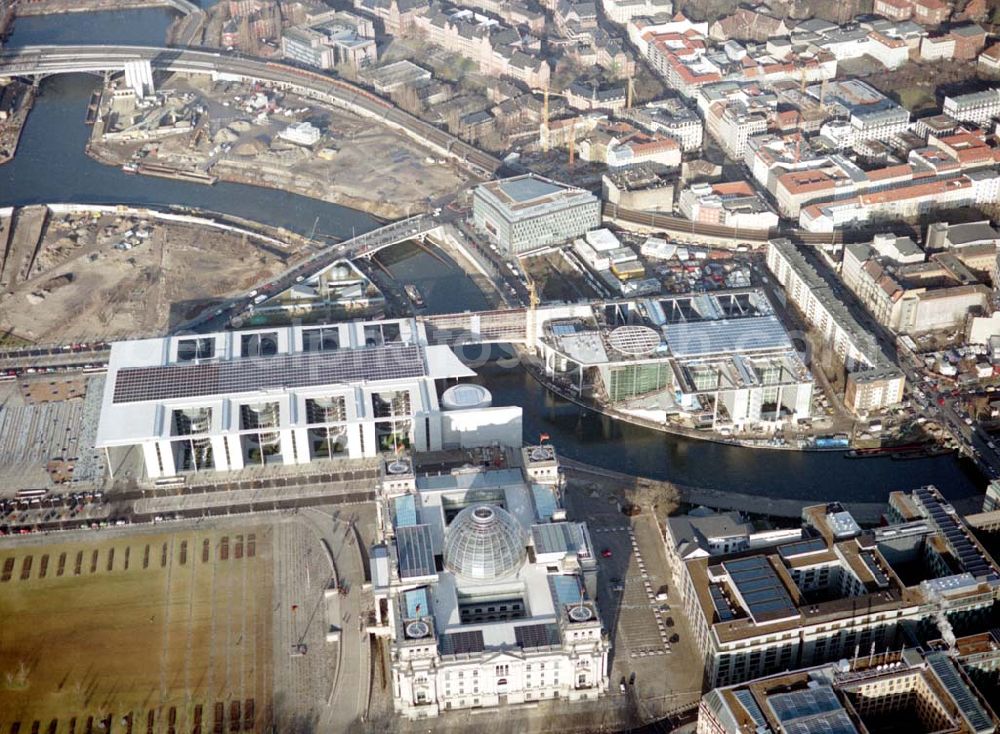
0,15 -> 983,504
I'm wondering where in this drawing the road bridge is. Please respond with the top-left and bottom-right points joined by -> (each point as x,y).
0,44 -> 501,177
604,203 -> 869,247
164,0 -> 201,14
0,303 -> 532,376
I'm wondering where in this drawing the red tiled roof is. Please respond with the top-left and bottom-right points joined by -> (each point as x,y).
866,163 -> 914,182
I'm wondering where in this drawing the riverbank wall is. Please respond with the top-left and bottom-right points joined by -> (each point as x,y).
517,351 -> 847,453
88,137 -> 428,222
12,0 -> 196,17
0,84 -> 35,166
44,202 -> 304,252
559,456 -> 890,524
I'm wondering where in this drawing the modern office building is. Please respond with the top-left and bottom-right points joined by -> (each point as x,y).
280,12 -> 377,70
697,642 -> 999,734
95,320 -> 522,478
472,174 -> 601,256
682,489 -> 1000,690
766,238 -> 905,414
371,445 -> 610,718
533,291 -> 813,432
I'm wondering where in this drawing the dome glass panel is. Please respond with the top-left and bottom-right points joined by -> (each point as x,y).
443,505 -> 526,581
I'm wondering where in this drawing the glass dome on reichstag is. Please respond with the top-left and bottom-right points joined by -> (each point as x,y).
443,505 -> 526,581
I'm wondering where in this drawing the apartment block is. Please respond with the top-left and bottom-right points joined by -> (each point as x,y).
766,238 -> 904,414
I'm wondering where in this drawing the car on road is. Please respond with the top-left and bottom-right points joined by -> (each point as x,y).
295,275 -> 305,283
601,548 -> 612,558
247,289 -> 258,298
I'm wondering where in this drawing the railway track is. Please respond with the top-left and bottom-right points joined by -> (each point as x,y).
605,203 -> 859,246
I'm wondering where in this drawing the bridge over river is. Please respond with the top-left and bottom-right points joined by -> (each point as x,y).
0,44 -> 501,177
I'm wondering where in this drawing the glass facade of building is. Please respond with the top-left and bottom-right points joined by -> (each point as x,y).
607,362 -> 671,402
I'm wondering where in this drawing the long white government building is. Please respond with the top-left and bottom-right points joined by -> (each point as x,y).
95,319 -> 521,478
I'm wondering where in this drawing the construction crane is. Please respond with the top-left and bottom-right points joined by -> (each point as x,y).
537,84 -> 581,165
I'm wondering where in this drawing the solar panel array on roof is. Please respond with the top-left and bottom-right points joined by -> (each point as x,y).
859,550 -> 890,588
665,316 -> 791,358
782,711 -> 859,734
112,343 -> 425,403
778,537 -> 828,559
723,556 -> 798,622
710,583 -> 736,622
532,523 -> 585,555
733,689 -> 767,728
394,494 -> 418,527
514,623 -> 561,649
396,524 -> 436,579
926,652 -> 994,734
768,685 -> 842,724
550,322 -> 578,337
914,487 -> 998,580
439,629 -> 485,656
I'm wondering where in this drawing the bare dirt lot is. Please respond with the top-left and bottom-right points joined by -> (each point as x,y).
90,73 -> 470,219
0,526 -> 273,734
0,208 -> 295,342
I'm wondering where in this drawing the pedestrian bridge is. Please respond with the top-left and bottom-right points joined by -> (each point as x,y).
343,215 -> 438,259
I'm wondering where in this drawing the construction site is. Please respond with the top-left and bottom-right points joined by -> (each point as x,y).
87,71 -> 469,218
0,205 -> 303,343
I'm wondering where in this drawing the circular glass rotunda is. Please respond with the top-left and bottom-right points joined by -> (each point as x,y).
443,505 -> 527,581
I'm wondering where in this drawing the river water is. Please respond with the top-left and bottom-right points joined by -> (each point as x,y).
0,15 -> 983,504
5,7 -> 179,47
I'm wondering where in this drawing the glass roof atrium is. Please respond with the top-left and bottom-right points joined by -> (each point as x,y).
443,504 -> 527,581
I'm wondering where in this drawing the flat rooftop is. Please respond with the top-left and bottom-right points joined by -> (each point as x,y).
476,174 -> 594,216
